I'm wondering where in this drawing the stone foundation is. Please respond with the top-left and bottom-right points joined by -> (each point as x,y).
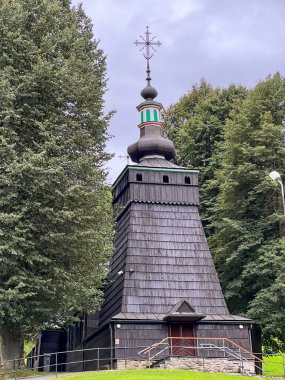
163,357 -> 255,375
116,357 -> 256,375
116,360 -> 150,370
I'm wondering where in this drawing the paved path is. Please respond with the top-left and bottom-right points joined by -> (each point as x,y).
17,373 -> 78,380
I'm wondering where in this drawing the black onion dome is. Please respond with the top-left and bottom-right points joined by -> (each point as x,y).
141,84 -> 158,100
128,135 -> 176,163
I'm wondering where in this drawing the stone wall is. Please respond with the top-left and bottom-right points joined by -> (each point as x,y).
116,360 -> 150,370
163,357 -> 255,375
116,357 -> 256,375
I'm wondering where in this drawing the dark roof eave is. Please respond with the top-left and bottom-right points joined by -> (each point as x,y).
164,313 -> 206,322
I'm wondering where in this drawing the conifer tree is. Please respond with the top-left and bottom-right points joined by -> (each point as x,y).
0,0 -> 113,361
210,74 -> 285,349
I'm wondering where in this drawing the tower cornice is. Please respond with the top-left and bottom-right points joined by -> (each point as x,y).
136,102 -> 163,111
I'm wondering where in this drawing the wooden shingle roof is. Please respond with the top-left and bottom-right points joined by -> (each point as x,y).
98,162 -> 248,328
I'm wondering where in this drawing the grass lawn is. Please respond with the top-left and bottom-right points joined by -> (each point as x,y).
263,355 -> 285,377
55,369 -> 263,380
48,356 -> 285,379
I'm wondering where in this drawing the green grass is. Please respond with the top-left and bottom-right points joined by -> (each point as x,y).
263,355 -> 285,377
55,369 -> 263,380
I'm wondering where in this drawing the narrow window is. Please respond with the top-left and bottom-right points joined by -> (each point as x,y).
146,109 -> 151,122
141,111 -> 144,123
163,175 -> 169,183
185,176 -> 191,184
153,109 -> 158,122
136,173 -> 142,182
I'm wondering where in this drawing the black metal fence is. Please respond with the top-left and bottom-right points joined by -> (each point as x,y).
0,344 -> 285,379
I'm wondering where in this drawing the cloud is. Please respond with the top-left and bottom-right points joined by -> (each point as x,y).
168,0 -> 204,23
71,0 -> 285,181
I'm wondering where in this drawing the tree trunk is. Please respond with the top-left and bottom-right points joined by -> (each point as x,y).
0,324 -> 24,372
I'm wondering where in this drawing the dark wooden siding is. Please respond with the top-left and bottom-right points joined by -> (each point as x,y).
83,326 -> 111,370
65,349 -> 84,372
82,320 -> 253,362
128,170 -> 198,186
129,183 -> 198,204
113,168 -> 199,206
113,172 -> 129,202
196,323 -> 252,356
114,323 -> 168,360
38,330 -> 66,372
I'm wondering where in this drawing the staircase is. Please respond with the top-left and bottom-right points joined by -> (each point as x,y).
138,336 -> 263,375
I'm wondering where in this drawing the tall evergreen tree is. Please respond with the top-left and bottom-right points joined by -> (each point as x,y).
210,74 -> 285,349
0,0 -> 113,362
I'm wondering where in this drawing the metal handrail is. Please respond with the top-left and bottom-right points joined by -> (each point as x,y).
140,336 -> 264,364
199,343 -> 243,361
149,345 -> 170,361
139,336 -> 266,376
138,342 -> 168,356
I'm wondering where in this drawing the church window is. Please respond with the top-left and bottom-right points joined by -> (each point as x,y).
163,175 -> 169,183
136,173 -> 142,181
185,176 -> 191,184
146,109 -> 151,122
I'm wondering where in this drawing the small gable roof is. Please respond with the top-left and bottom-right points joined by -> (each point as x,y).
164,300 -> 205,322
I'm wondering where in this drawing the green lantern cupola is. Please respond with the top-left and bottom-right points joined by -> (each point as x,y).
127,27 -> 176,163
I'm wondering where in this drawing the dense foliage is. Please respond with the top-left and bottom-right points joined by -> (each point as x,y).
164,74 -> 285,349
164,80 -> 247,236
0,0 -> 113,342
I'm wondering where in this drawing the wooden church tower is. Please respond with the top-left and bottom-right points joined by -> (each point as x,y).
79,28 -> 259,373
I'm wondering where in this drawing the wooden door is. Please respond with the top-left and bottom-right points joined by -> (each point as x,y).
169,324 -> 195,357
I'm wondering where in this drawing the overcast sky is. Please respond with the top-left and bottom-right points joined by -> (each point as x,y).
72,0 -> 285,183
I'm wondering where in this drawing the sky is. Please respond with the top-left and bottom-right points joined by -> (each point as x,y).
72,0 -> 285,183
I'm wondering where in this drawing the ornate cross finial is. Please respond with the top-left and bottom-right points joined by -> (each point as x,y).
134,26 -> 162,61
134,27 -> 162,86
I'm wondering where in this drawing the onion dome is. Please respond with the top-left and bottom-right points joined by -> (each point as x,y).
141,84 -> 158,101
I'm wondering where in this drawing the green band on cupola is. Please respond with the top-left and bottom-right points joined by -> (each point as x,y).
154,109 -> 158,122
146,109 -> 151,122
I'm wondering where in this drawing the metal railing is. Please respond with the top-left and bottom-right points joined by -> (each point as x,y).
0,338 -> 285,379
140,336 -> 260,359
139,336 -> 264,375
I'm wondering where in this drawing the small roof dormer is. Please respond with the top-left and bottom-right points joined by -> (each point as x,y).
164,300 -> 206,322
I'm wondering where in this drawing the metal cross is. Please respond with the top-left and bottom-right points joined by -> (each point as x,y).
134,26 -> 162,61
118,152 -> 130,165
